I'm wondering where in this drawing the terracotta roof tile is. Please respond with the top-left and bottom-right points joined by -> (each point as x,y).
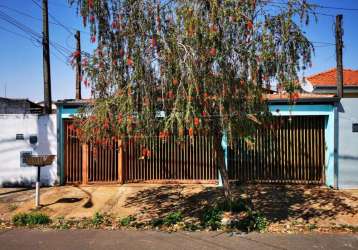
307,68 -> 358,86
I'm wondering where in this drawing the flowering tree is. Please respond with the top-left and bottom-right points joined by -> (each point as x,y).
70,0 -> 314,201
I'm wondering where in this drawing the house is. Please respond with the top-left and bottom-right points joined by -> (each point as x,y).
56,95 -> 339,187
0,97 -> 57,187
307,68 -> 358,189
0,97 -> 43,114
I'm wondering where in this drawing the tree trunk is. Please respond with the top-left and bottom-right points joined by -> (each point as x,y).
213,134 -> 233,202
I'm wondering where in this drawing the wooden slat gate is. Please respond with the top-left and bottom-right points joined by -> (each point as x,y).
63,116 -> 325,185
228,116 -> 325,184
123,136 -> 218,183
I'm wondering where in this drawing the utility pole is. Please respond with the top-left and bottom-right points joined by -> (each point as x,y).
75,30 -> 82,99
335,14 -> 344,98
42,0 -> 52,114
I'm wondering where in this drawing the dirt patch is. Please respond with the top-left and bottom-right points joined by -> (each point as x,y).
0,184 -> 357,231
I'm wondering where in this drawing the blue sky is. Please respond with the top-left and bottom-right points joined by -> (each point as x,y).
0,0 -> 357,102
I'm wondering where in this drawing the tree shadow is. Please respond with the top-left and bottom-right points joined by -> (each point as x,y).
123,184 -> 358,223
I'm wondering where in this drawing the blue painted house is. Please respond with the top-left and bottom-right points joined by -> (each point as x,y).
308,68 -> 358,189
56,94 -> 339,187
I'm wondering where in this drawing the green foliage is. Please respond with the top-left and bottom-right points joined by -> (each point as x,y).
12,212 -> 51,226
92,212 -> 104,227
120,215 -> 136,227
308,223 -> 317,231
70,0 -> 316,145
150,218 -> 164,228
163,211 -> 183,226
201,207 -> 223,230
54,216 -> 70,230
234,211 -> 268,232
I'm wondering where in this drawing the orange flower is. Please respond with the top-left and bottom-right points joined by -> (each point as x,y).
246,20 -> 253,30
209,47 -> 217,57
127,57 -> 133,66
172,79 -> 179,85
167,90 -> 174,99
194,117 -> 200,127
188,127 -> 194,137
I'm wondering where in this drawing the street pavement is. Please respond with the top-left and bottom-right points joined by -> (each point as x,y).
0,229 -> 357,250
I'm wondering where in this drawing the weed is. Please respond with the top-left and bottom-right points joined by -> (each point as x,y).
184,222 -> 200,231
8,204 -> 18,212
120,215 -> 136,227
163,211 -> 183,226
150,218 -> 164,228
92,212 -> 104,227
233,211 -> 268,232
308,223 -> 317,231
339,224 -> 358,233
54,216 -> 70,230
201,207 -> 223,230
12,212 -> 51,226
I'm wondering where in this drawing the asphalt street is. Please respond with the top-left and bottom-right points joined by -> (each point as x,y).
0,229 -> 357,250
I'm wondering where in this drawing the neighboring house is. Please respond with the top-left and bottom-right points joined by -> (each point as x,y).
37,100 -> 57,113
307,68 -> 358,189
0,97 -> 43,114
0,97 -> 57,187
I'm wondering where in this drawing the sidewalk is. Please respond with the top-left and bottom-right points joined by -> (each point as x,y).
0,229 -> 357,250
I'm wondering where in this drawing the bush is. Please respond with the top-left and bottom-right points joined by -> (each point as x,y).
235,211 -> 268,232
92,212 -> 104,227
12,212 -> 51,226
163,211 -> 183,226
201,207 -> 223,230
120,215 -> 136,227
150,218 -> 164,228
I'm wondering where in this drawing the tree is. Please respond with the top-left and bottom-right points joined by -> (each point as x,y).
70,0 -> 314,202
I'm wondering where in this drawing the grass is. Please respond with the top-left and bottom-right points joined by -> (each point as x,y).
92,212 -> 104,227
163,211 -> 183,226
120,215 -> 136,227
12,212 -> 51,226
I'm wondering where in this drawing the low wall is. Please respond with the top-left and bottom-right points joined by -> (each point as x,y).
0,114 -> 57,186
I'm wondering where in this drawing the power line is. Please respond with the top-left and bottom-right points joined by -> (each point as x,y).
0,4 -> 90,35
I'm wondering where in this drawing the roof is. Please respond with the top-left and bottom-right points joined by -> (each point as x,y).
265,93 -> 339,104
0,97 -> 44,113
55,99 -> 92,107
307,68 -> 358,87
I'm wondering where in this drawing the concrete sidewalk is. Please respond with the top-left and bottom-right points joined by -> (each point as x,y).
0,229 -> 357,250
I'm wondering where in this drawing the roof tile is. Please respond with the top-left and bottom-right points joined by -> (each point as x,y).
307,68 -> 358,86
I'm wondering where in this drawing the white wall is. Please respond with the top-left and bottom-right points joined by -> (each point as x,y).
338,98 -> 358,189
0,114 -> 57,186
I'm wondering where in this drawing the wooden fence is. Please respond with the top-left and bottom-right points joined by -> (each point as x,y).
63,116 -> 325,185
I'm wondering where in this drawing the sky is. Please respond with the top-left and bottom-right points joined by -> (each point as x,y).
0,0 -> 357,102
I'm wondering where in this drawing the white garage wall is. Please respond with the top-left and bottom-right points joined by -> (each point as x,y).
338,98 -> 358,189
0,114 -> 57,186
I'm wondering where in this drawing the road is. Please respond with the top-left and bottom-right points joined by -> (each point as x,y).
0,229 -> 357,250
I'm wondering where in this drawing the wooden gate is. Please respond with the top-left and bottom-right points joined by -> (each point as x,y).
228,116 -> 325,184
64,120 -> 82,184
123,136 -> 218,183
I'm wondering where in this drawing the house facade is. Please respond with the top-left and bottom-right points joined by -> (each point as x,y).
0,98 -> 57,187
56,95 -> 339,187
307,68 -> 358,189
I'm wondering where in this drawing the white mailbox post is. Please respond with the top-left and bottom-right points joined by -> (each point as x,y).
23,155 -> 55,208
